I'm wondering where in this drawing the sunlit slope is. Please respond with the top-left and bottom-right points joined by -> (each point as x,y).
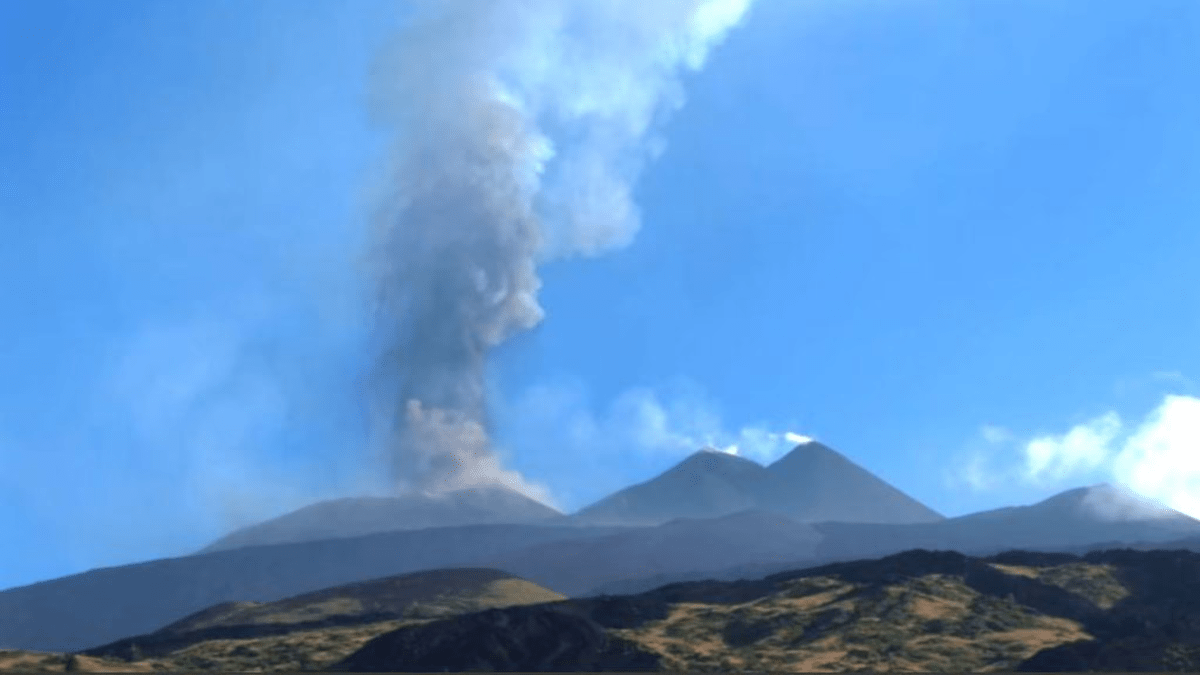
334,548 -> 1200,672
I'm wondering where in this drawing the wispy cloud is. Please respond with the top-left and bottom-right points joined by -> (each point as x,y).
1021,411 -> 1120,485
1113,370 -> 1197,399
91,304 -> 385,535
980,424 -> 1013,445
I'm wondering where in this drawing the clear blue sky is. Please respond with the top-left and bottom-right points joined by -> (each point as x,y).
2,0 -> 1198,591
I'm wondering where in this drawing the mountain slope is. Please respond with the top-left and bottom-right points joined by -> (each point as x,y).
79,568 -> 565,671
490,510 -> 822,596
200,485 -> 562,554
761,442 -> 944,524
583,484 -> 1200,597
0,510 -> 821,654
0,522 -> 621,654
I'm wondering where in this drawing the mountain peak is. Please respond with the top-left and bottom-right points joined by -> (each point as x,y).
575,441 -> 943,527
768,440 -> 845,465
571,449 -> 769,526
762,441 -> 944,524
1034,483 -> 1190,523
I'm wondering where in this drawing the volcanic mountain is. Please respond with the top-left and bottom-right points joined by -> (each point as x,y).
200,484 -> 562,553
4,484 -> 1199,654
569,449 -> 768,526
759,441 -> 944,523
201,441 -> 934,552
572,442 -> 943,526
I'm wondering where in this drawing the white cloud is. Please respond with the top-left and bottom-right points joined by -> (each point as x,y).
1022,411 -> 1121,484
1110,395 -> 1200,519
955,393 -> 1200,519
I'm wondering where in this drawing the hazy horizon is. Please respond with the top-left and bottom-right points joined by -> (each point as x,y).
2,0 -> 1198,591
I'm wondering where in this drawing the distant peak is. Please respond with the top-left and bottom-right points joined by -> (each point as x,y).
1038,483 -> 1186,522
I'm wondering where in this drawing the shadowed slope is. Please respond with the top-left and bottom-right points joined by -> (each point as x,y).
331,604 -> 661,673
490,510 -> 822,596
0,522 -> 621,654
762,442 -> 944,524
572,449 -> 768,526
82,568 -> 566,667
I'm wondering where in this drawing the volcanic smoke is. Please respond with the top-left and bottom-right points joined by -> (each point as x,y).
367,0 -> 752,500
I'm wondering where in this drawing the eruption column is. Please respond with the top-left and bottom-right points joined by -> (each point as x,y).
368,0 -> 752,498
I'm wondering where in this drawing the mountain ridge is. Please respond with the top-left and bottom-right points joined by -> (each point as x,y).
3,482 -> 1199,654
200,484 -> 563,554
572,441 -> 944,527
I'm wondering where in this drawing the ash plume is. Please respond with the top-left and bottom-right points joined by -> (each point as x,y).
366,0 -> 751,500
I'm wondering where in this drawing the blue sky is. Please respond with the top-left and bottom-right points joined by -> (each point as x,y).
2,0 -> 1198,591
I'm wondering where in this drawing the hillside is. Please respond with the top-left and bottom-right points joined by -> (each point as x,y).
332,547 -> 1200,672
0,522 -> 622,653
0,569 -> 564,673
5,547 -> 1199,671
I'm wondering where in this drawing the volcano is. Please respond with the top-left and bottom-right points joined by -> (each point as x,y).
573,441 -> 943,526
759,441 -> 944,524
569,448 -> 768,526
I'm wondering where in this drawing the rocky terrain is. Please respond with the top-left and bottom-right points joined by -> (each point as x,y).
3,547 -> 1198,672
332,547 -> 1200,672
